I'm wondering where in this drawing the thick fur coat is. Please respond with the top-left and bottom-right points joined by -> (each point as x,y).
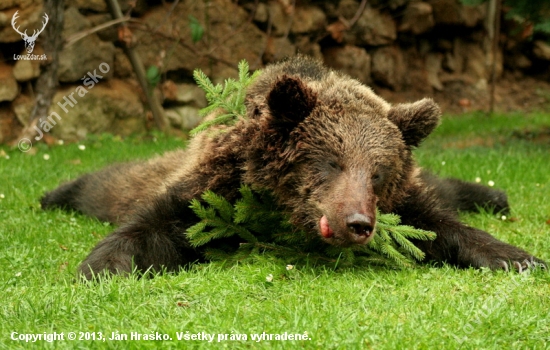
42,56 -> 544,279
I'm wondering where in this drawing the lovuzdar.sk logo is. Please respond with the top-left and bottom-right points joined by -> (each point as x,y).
12,10 -> 49,60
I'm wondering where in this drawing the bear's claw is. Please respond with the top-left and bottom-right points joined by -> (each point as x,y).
496,257 -> 546,273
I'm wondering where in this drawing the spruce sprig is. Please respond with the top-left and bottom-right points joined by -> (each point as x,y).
190,60 -> 261,135
186,185 -> 436,268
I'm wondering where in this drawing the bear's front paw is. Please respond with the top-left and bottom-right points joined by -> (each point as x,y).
495,256 -> 547,273
462,243 -> 547,273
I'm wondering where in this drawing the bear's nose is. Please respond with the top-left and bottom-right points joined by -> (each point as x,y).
346,213 -> 374,243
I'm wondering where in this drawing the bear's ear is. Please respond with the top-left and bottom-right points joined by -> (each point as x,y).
387,98 -> 441,148
266,75 -> 317,132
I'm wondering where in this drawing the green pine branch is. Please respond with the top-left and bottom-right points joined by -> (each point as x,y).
190,60 -> 261,136
186,185 -> 436,268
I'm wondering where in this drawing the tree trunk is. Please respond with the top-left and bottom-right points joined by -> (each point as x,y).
19,0 -> 65,141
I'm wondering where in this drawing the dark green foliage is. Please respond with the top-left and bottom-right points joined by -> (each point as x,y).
188,15 -> 204,43
146,65 -> 161,87
186,186 -> 436,268
190,60 -> 261,135
461,0 -> 550,35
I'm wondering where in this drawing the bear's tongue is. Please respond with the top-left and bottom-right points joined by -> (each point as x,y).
320,215 -> 334,238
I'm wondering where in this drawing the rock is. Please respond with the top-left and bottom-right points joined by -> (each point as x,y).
323,45 -> 371,84
294,36 -> 323,61
263,36 -> 296,64
400,48 -> 433,93
506,53 -> 532,70
49,79 -> 146,140
165,106 -> 202,130
533,41 -> 550,61
334,0 -> 358,18
345,8 -> 397,46
398,2 -> 434,35
13,58 -> 40,81
0,0 -> 37,11
371,46 -> 405,90
161,81 -> 207,107
370,0 -> 409,10
290,6 -> 326,34
13,45 -> 43,81
249,2 -> 269,23
66,0 -> 108,12
0,63 -> 19,102
0,105 -> 18,144
443,51 -> 459,72
12,94 -> 34,126
428,0 -> 485,27
264,1 -> 289,37
462,4 -> 486,27
135,0 -> 266,78
58,7 -> 115,83
463,43 -> 503,81
426,53 -> 443,90
113,48 -> 134,79
0,1 -> 43,43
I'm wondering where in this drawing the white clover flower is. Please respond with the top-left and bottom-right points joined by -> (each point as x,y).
43,154 -> 50,160
475,177 -> 481,183
266,274 -> 273,282
286,265 -> 294,270
441,161 -> 446,166
78,145 -> 86,150
15,272 -> 22,277
488,180 -> 495,187
5,155 -> 9,160
0,194 -> 4,199
501,215 -> 507,221
57,139 -> 64,145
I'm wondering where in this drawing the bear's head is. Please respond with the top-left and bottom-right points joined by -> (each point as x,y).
244,71 -> 440,247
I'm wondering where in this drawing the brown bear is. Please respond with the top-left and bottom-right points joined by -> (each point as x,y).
42,56 -> 545,279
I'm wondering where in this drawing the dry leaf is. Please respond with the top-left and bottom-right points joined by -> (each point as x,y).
327,20 -> 348,43
118,26 -> 134,46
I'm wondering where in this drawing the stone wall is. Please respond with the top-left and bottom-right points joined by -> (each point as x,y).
1,0 -> 549,143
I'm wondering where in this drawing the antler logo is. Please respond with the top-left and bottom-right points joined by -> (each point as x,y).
11,10 -> 49,54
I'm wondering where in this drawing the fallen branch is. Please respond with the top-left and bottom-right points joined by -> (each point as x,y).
64,16 -> 134,47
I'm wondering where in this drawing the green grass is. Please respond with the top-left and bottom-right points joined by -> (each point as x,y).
1,113 -> 549,349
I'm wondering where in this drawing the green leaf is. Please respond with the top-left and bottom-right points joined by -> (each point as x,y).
146,65 -> 161,87
188,15 -> 204,43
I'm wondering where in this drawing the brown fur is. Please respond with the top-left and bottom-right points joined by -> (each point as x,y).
41,56 -> 545,279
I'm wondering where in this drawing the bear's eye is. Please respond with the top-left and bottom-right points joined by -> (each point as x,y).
328,161 -> 341,171
371,172 -> 384,184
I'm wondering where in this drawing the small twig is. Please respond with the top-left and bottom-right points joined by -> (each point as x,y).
105,0 -> 168,132
64,16 -> 134,47
347,0 -> 368,28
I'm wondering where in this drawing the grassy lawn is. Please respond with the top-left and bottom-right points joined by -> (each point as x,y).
0,113 -> 549,349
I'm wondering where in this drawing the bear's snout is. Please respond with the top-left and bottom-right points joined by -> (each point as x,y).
319,213 -> 376,246
345,213 -> 375,244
